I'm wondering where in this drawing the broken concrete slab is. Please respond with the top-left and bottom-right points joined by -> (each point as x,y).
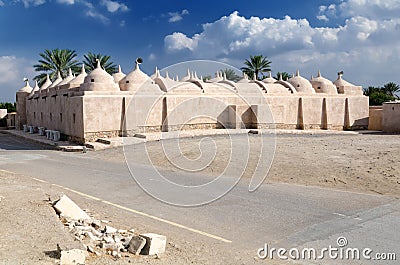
139,233 -> 167,255
60,249 -> 86,265
127,235 -> 146,255
104,225 -> 117,234
53,195 -> 90,220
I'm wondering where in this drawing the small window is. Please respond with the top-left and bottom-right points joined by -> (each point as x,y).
317,87 -> 321,89
126,80 -> 130,83
60,113 -> 62,122
50,113 -> 52,121
41,112 -> 43,120
91,79 -> 95,82
73,113 -> 76,124
297,84 -> 300,87
34,112 -> 36,119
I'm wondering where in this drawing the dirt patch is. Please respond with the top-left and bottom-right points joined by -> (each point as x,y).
0,171 -> 290,265
90,133 -> 400,197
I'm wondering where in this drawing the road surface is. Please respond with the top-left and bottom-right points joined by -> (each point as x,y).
0,132 -> 398,264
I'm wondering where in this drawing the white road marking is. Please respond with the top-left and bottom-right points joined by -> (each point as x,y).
0,170 -> 232,243
333,212 -> 362,221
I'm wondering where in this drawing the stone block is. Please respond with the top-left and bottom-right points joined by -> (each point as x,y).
53,195 -> 90,220
139,233 -> 166,255
127,235 -> 146,255
60,249 -> 86,265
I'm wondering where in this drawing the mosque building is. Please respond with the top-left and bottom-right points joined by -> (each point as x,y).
16,60 -> 369,144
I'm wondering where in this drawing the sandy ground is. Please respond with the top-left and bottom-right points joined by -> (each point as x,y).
92,132 -> 400,197
1,132 -> 399,264
0,171 -> 288,265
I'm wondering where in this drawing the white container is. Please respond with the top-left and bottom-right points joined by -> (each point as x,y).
23,124 -> 28,132
53,131 -> 60,142
29,125 -> 35,134
38,127 -> 45,136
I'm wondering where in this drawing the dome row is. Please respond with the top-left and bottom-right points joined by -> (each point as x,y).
19,61 -> 354,96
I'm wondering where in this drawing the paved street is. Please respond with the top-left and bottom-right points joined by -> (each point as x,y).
0,132 -> 398,264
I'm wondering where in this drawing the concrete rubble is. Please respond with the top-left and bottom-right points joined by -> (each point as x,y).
53,195 -> 90,220
51,194 -> 167,262
140,233 -> 167,255
60,249 -> 86,265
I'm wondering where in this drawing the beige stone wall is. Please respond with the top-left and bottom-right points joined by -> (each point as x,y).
16,92 -> 27,130
368,106 -> 382,131
382,102 -> 400,133
26,89 -> 84,138
23,79 -> 370,143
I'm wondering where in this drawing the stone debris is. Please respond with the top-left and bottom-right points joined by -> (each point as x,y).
52,195 -> 167,260
127,235 -> 147,255
60,249 -> 86,265
53,195 -> 90,220
140,233 -> 167,255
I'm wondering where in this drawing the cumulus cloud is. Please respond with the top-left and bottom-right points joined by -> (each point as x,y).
320,0 -> 400,20
0,1 -> 4,7
165,32 -> 198,51
100,0 -> 128,13
164,4 -> 400,87
168,9 -> 189,23
0,56 -> 35,102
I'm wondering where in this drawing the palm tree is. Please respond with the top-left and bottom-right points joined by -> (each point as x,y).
220,68 -> 241,82
83,52 -> 118,75
382,82 -> 400,98
33,48 -> 80,86
275,72 -> 291,81
240,55 -> 272,80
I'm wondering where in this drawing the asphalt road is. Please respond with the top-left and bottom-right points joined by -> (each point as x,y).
0,132 -> 398,264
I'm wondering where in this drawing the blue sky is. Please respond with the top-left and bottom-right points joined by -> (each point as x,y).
1,0 -> 400,101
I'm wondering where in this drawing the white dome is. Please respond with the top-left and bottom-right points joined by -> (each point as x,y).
29,81 -> 39,97
84,60 -> 115,84
310,71 -> 337,94
334,73 -> 354,87
69,64 -> 87,86
39,74 -> 52,93
287,70 -> 315,94
48,72 -> 63,88
112,65 -> 126,83
262,72 -> 277,84
58,68 -> 74,86
119,62 -> 151,91
18,80 -> 32,93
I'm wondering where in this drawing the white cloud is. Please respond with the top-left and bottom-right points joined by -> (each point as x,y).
168,9 -> 189,23
148,53 -> 156,61
0,1 -> 4,7
321,0 -> 400,20
119,20 -> 125,27
0,56 -> 35,102
100,0 -> 128,13
86,9 -> 110,24
165,32 -> 198,51
18,0 -> 46,8
56,0 -> 74,4
164,6 -> 400,87
317,15 -> 329,22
